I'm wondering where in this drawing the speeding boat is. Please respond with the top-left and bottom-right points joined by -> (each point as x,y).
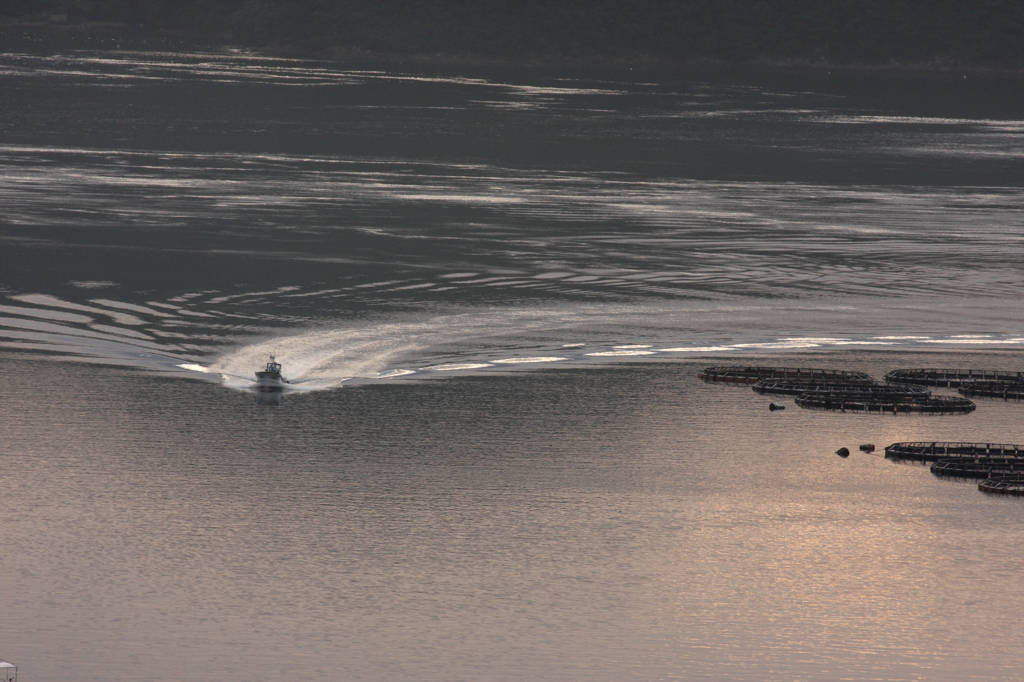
255,355 -> 289,391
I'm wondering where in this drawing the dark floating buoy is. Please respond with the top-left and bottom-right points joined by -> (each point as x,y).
836,447 -> 850,458
769,402 -> 786,411
859,444 -> 875,453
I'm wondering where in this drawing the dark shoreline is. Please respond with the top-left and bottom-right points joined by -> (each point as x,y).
3,22 -> 1024,79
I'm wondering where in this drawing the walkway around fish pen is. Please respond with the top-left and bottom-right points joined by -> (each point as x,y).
884,368 -> 1024,387
958,381 -> 1024,400
885,442 -> 1024,462
930,457 -> 1024,478
699,366 -> 874,385
978,475 -> 1024,496
753,381 -> 928,397
795,394 -> 975,414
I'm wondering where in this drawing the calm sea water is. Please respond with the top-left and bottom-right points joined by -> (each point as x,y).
2,30 -> 1024,681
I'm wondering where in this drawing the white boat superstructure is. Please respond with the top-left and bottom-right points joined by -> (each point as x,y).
255,355 -> 289,391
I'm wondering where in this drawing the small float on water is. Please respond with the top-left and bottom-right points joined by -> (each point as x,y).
255,355 -> 289,391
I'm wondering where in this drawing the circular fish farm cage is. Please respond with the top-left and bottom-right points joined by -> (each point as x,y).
930,457 -> 1024,478
884,369 -> 1024,388
699,366 -> 874,385
795,394 -> 975,414
753,381 -> 927,397
978,475 -> 1024,496
885,442 -> 1024,462
957,381 -> 1024,400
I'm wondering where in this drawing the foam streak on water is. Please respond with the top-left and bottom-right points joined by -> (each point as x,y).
3,291 -> 1024,388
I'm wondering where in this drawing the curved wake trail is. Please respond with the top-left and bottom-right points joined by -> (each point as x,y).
208,307 -> 600,386
4,291 -> 1023,392
206,302 -> 1024,392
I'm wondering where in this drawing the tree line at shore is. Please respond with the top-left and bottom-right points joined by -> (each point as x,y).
4,0 -> 1023,67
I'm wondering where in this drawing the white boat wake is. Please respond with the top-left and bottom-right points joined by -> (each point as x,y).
199,301 -> 1024,393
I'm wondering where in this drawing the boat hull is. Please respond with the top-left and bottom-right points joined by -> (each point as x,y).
255,371 -> 288,391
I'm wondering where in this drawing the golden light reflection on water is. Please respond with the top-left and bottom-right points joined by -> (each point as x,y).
4,352 -> 1024,681
605,354 -> 1024,679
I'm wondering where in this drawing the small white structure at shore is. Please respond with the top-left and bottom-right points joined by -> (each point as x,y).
0,660 -> 16,682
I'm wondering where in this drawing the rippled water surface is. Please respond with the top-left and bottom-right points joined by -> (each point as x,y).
1,32 -> 1024,681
